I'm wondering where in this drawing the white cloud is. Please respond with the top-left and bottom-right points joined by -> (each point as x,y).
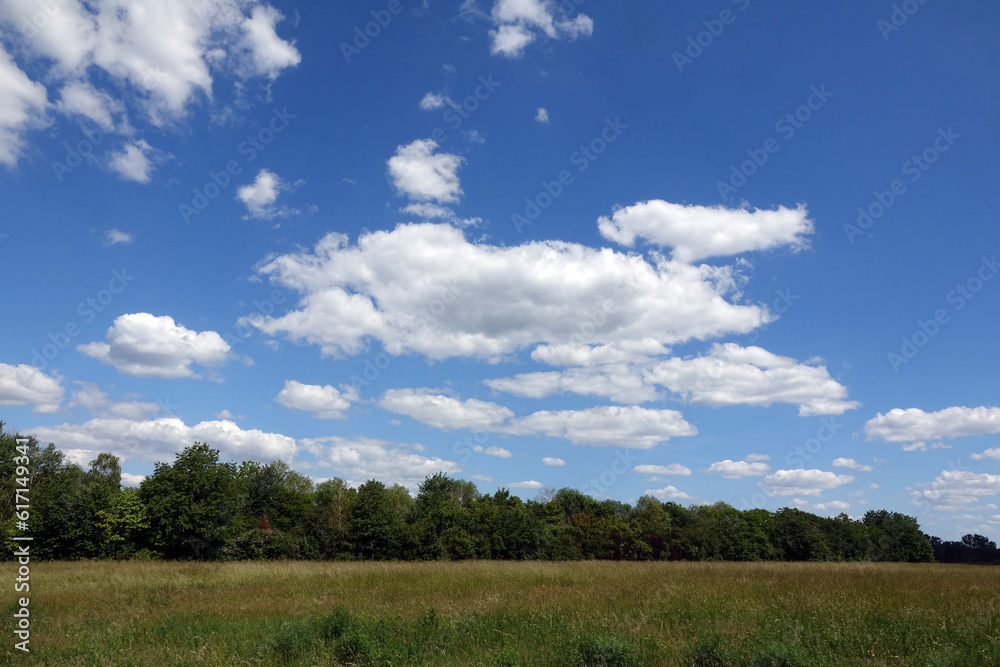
0,364 -> 63,413
275,380 -> 357,419
972,448 -> 1000,461
121,472 -> 145,487
542,457 -> 566,466
745,453 -> 771,462
813,500 -> 850,512
832,457 -> 873,472
535,107 -> 549,123
0,44 -> 49,167
597,201 -> 813,263
103,229 -> 133,245
237,168 -> 295,219
108,141 -> 153,183
508,480 -> 544,489
504,405 -> 696,449
56,81 -> 121,131
378,388 -> 515,431
705,460 -> 771,479
633,463 -> 691,476
419,92 -> 452,110
910,470 -> 1000,512
300,435 -> 461,490
237,5 -> 301,79
647,343 -> 859,416
247,223 -> 771,361
488,0 -> 593,58
0,0 -> 299,166
475,445 -> 514,458
387,139 -> 464,204
485,364 -> 660,404
78,313 -> 230,378
865,406 -> 1000,443
645,485 -> 695,501
760,469 -> 855,497
214,409 -> 243,420
492,343 -> 858,415
28,416 -> 297,465
470,474 -> 494,482
68,382 -> 161,421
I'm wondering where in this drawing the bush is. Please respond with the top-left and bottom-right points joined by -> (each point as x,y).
271,620 -> 314,661
337,629 -> 376,664
317,604 -> 351,641
577,633 -> 639,667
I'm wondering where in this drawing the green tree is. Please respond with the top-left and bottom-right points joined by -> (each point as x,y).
140,442 -> 240,559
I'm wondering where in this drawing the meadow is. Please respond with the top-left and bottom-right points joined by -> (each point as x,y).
4,561 -> 1000,666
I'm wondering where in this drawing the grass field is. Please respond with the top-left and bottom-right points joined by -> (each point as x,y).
4,561 -> 1000,666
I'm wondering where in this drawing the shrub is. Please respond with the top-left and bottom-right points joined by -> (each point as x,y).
577,633 -> 639,667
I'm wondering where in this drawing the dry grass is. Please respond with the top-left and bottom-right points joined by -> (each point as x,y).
5,560 -> 1000,665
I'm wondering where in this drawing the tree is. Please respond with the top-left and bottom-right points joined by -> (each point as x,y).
863,510 -> 934,563
349,480 -> 407,560
140,443 -> 240,559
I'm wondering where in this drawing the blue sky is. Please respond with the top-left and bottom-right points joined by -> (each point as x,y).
1,0 -> 999,539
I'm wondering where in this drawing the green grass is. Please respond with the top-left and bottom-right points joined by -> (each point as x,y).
4,561 -> 1000,665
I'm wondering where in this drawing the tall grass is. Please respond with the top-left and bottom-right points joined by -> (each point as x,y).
4,561 -> 999,665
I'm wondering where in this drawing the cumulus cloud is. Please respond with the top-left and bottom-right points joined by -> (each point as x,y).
237,168 -> 296,219
68,381 -> 160,420
0,44 -> 49,167
78,313 -> 230,378
705,460 -> 771,479
542,457 -> 566,466
504,406 -> 696,449
0,0 -> 299,172
645,485 -> 695,501
28,416 -> 297,465
275,380 -> 357,419
387,139 -> 464,204
760,469 -> 855,497
972,448 -> 1000,461
910,470 -> 1000,512
108,141 -> 154,183
535,107 -> 549,123
598,201 -> 813,263
633,463 -> 691,476
378,388 -> 515,431
0,364 -> 63,413
648,343 -> 859,416
864,406 -> 1000,444
508,480 -> 544,489
489,343 -> 858,416
832,457 -> 873,472
419,92 -> 452,111
475,445 -> 514,458
246,222 -> 771,361
300,435 -> 461,490
488,0 -> 593,58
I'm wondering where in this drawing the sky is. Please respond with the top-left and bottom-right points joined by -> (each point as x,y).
1,0 -> 999,539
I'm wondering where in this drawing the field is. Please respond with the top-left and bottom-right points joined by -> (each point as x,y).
5,561 -> 1000,666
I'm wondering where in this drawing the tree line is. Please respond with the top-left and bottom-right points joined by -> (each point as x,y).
1,423 -> 992,564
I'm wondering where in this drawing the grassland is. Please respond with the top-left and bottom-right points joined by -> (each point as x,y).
4,560 -> 1000,666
